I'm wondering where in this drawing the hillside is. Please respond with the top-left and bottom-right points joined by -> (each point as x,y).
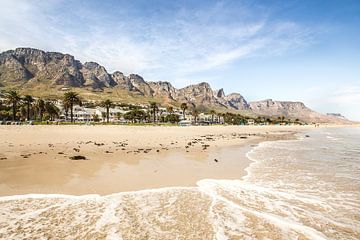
0,48 -> 351,123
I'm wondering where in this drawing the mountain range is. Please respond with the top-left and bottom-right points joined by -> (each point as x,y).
0,48 -> 350,123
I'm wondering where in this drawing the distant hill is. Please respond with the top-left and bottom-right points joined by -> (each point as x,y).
0,48 -> 351,124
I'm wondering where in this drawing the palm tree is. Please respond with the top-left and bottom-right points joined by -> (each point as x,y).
44,101 -> 60,121
180,103 -> 188,120
149,102 -> 158,123
166,106 -> 174,114
63,101 -> 70,121
192,109 -> 199,124
101,112 -> 106,121
210,110 -> 216,124
5,90 -> 21,121
35,99 -> 45,122
256,116 -> 263,124
63,91 -> 82,123
280,116 -> 285,124
159,109 -> 165,122
101,99 -> 113,123
115,112 -> 122,121
19,105 -> 27,121
23,95 -> 34,121
92,114 -> 100,122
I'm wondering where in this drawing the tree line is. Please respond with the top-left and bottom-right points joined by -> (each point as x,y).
0,91 -> 60,122
0,90 -> 302,125
0,91 -> 197,124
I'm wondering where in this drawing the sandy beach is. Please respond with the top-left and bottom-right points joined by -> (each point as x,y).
1,125 -> 359,239
0,125 -> 307,196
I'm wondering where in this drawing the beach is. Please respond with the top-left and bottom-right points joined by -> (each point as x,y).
0,125 -> 302,196
1,125 -> 359,239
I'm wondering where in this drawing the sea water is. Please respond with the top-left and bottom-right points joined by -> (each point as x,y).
0,128 -> 359,239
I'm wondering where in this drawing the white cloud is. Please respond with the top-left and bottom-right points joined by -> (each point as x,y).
331,85 -> 360,108
0,0 -> 313,81
305,83 -> 360,121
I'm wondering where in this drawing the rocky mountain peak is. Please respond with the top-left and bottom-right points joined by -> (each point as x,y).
81,61 -> 115,88
214,88 -> 225,98
128,74 -> 153,96
148,81 -> 178,100
83,61 -> 101,69
129,74 -> 145,83
223,93 -> 249,110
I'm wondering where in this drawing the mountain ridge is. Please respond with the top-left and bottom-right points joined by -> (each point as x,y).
0,47 -> 351,124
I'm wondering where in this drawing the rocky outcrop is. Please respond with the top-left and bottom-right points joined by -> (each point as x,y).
148,81 -> 178,100
0,48 -> 85,87
214,88 -> 225,98
128,74 -> 153,96
0,53 -> 34,82
223,93 -> 249,110
111,71 -> 133,90
249,99 -> 308,116
81,62 -> 116,88
213,89 -> 249,110
177,82 -> 223,107
249,99 -> 350,123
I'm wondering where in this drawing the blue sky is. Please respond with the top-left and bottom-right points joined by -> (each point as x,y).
0,0 -> 359,120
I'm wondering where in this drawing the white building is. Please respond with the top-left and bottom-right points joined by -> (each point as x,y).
60,106 -> 126,122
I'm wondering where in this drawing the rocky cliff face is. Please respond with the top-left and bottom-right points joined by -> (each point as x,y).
249,99 -> 308,116
147,81 -> 178,100
177,82 -> 221,106
213,88 -> 225,98
128,74 -> 153,96
249,99 -> 350,123
0,48 -> 85,86
81,62 -> 116,88
0,48 -> 350,123
111,71 -> 135,91
212,88 -> 249,110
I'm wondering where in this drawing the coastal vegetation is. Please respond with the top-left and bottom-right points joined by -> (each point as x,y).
101,99 -> 114,123
63,91 -> 82,123
23,95 -> 34,121
180,103 -> 188,120
5,90 -> 21,121
0,90 -> 306,126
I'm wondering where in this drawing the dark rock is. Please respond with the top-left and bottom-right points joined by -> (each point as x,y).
70,155 -> 87,160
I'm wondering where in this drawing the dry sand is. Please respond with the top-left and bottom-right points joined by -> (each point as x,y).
0,125 -> 311,196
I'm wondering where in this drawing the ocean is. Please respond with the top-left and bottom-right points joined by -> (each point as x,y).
0,127 -> 359,239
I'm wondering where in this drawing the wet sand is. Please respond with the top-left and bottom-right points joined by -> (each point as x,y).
0,125 -> 306,196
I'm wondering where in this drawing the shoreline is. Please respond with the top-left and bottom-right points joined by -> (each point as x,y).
1,127 -> 359,240
0,125 -> 324,196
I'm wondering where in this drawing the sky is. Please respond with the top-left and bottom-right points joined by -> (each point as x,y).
0,0 -> 359,120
